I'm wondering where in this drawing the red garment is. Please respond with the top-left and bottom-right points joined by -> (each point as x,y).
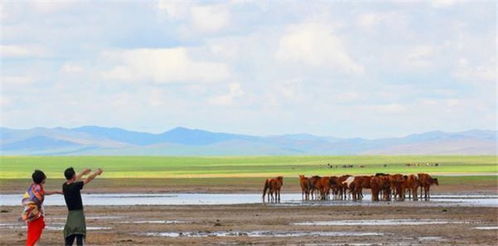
26,215 -> 45,246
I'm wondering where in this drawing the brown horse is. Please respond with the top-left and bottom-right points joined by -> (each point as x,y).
350,176 -> 372,201
262,176 -> 284,202
337,175 -> 351,200
389,174 -> 406,201
403,174 -> 420,201
308,175 -> 321,200
370,175 -> 391,201
418,173 -> 438,200
298,175 -> 310,200
315,176 -> 331,200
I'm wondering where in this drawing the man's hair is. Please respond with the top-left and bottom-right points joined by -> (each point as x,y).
64,167 -> 76,180
32,170 -> 46,184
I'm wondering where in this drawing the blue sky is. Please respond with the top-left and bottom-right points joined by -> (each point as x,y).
0,0 -> 496,138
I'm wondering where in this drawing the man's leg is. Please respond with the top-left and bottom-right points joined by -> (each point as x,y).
76,234 -> 84,246
65,235 -> 75,246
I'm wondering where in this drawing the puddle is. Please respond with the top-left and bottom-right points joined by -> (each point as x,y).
137,230 -> 384,238
474,226 -> 498,230
0,223 -> 110,230
118,220 -> 188,224
292,219 -> 465,226
50,215 -> 123,220
0,193 -> 496,207
417,236 -> 445,241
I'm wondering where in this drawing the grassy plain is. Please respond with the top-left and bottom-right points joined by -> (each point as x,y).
0,155 -> 496,179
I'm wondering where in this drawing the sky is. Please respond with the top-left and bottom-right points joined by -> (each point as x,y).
0,0 -> 496,138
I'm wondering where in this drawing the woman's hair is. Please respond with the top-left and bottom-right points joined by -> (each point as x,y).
32,170 -> 46,184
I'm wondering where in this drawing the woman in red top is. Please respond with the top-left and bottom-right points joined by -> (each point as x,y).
22,170 -> 62,246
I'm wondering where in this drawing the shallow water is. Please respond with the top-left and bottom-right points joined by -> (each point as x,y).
0,223 -> 111,230
473,226 -> 498,230
0,193 -> 496,207
118,220 -> 188,224
137,230 -> 384,238
292,219 -> 465,226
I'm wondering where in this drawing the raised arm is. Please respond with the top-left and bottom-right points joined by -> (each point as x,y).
84,168 -> 103,185
75,168 -> 91,180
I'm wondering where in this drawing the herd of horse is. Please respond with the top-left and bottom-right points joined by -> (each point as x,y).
262,173 -> 439,203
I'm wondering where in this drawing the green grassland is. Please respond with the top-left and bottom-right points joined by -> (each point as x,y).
0,155 -> 496,179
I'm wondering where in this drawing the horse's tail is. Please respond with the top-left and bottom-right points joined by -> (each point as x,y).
262,179 -> 269,199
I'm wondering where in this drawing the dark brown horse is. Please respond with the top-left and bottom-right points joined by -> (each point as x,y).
262,176 -> 284,202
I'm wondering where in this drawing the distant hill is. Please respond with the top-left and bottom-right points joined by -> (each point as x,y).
0,126 -> 496,155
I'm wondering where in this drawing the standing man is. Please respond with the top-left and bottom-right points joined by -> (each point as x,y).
62,167 -> 103,246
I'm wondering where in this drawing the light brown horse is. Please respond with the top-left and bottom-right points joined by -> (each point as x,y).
418,173 -> 438,200
262,176 -> 284,202
298,175 -> 310,200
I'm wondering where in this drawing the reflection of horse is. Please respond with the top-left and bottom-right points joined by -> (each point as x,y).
298,175 -> 310,200
418,173 -> 438,200
262,176 -> 284,202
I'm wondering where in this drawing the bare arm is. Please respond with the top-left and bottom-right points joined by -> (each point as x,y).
84,168 -> 103,185
45,190 -> 63,195
75,168 -> 91,180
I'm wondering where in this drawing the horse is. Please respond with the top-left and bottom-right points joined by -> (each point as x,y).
350,175 -> 372,201
262,176 -> 284,202
403,174 -> 419,201
418,173 -> 438,200
337,175 -> 352,200
389,174 -> 406,201
315,176 -> 331,200
370,175 -> 391,201
308,175 -> 322,200
298,175 -> 310,200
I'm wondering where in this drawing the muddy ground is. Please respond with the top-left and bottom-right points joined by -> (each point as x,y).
1,177 -> 496,194
1,204 -> 497,245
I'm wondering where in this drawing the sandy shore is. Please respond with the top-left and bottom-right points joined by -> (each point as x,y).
1,203 -> 497,245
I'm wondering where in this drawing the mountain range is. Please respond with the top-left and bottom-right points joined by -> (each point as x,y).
0,126 -> 496,155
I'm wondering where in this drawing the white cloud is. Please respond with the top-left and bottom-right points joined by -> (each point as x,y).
101,48 -> 230,84
431,0 -> 462,8
0,44 -> 46,58
406,45 -> 435,67
61,63 -> 84,73
364,103 -> 407,114
454,58 -> 496,83
275,22 -> 363,74
1,75 -> 34,85
208,83 -> 244,105
157,1 -> 230,33
191,4 -> 230,33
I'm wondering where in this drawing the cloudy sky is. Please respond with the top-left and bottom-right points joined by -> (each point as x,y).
0,0 -> 496,138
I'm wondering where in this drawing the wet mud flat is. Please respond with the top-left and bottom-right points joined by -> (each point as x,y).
1,204 -> 497,245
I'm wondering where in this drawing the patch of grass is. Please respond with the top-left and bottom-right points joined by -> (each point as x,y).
0,155 -> 496,179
